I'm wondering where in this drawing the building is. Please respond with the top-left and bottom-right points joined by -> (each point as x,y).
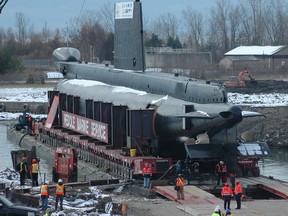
220,46 -> 288,75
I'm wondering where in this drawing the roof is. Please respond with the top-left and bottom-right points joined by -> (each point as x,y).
226,56 -> 259,61
225,46 -> 285,56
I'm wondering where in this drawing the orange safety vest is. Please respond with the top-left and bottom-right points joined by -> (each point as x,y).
31,163 -> 39,173
216,164 -> 227,173
142,167 -> 152,176
40,185 -> 48,196
221,186 -> 233,196
55,184 -> 64,195
176,177 -> 184,187
234,184 -> 242,194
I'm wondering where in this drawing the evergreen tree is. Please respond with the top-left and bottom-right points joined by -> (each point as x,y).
145,33 -> 163,47
0,48 -> 23,74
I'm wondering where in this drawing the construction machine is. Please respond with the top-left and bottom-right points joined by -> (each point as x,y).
52,147 -> 78,183
224,70 -> 258,87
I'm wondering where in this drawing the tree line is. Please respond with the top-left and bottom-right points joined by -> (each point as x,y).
1,0 -> 288,74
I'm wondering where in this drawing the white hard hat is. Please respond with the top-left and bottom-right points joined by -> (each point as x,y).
215,205 -> 221,212
220,161 -> 224,164
58,179 -> 63,183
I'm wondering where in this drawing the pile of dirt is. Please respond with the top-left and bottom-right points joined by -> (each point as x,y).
224,80 -> 288,94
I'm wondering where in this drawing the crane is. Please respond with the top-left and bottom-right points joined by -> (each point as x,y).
0,0 -> 8,14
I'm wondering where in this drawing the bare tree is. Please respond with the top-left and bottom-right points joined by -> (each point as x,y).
228,5 -> 241,48
209,0 -> 232,53
150,12 -> 179,43
182,6 -> 205,51
41,22 -> 52,44
14,12 -> 30,46
98,2 -> 114,33
238,0 -> 266,45
262,0 -> 288,44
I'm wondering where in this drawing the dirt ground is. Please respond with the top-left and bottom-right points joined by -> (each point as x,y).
223,80 -> 288,148
121,197 -> 288,216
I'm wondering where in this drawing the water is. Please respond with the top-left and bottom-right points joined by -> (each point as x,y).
259,149 -> 288,182
0,123 -> 21,169
0,123 -> 52,182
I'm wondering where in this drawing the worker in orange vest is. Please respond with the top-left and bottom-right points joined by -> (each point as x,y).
30,158 -> 39,187
221,182 -> 233,210
215,161 -> 227,186
142,163 -> 152,188
40,182 -> 49,211
175,173 -> 185,200
55,179 -> 65,211
234,180 -> 243,209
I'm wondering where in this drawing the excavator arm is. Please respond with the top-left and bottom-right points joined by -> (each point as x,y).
0,0 -> 8,14
225,70 -> 257,87
237,70 -> 255,82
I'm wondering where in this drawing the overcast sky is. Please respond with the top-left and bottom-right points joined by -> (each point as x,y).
1,0 -> 214,31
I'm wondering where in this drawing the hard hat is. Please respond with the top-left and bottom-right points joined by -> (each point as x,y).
58,179 -> 63,183
32,159 -> 37,163
220,161 -> 224,164
236,180 -> 240,183
214,205 -> 221,212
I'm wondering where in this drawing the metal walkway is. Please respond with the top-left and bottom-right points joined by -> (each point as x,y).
153,185 -> 222,205
239,176 -> 288,199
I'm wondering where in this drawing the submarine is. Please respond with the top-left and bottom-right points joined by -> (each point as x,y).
51,0 -> 270,173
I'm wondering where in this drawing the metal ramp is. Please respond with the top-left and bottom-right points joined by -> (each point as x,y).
153,185 -> 222,205
240,176 -> 288,199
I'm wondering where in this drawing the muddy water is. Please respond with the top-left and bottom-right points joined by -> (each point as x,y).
0,123 -> 52,183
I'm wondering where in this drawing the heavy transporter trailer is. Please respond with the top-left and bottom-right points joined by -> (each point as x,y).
36,124 -> 172,180
33,90 -> 270,182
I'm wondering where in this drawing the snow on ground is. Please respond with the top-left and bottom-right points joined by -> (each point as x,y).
0,87 -> 286,105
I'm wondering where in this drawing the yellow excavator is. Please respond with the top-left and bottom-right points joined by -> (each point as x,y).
224,70 -> 258,87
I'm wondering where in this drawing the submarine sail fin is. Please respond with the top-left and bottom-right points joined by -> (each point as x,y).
114,1 -> 145,72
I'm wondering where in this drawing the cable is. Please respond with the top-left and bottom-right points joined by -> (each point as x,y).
76,0 -> 86,27
155,165 -> 174,181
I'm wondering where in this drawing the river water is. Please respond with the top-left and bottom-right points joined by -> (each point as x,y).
0,124 -> 287,182
0,123 -> 52,183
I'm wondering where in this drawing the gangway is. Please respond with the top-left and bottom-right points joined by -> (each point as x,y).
240,176 -> 288,199
153,185 -> 221,204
